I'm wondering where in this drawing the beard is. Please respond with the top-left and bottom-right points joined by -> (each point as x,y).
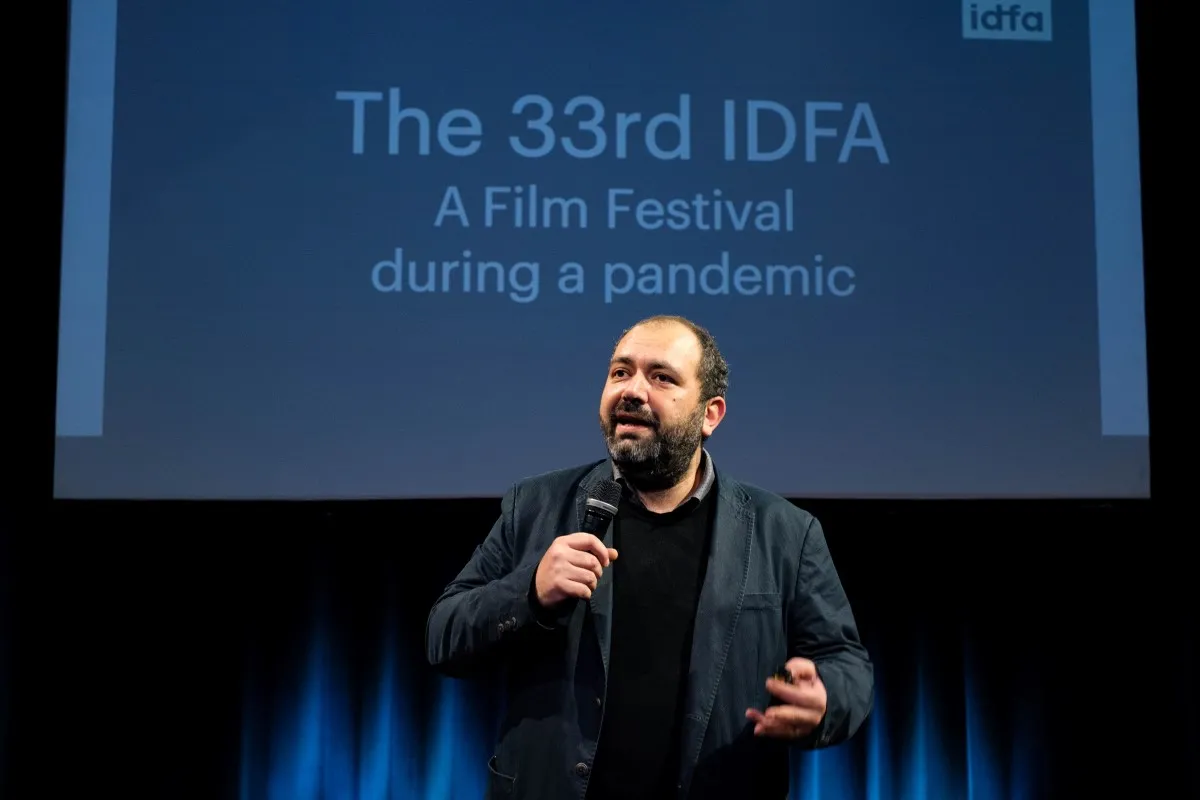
601,398 -> 706,492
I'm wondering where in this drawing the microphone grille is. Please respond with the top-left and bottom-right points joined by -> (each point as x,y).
592,478 -> 623,508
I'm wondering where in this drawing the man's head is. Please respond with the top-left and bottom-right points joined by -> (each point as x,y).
599,315 -> 728,491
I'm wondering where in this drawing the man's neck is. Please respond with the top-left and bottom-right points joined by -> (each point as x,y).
631,449 -> 703,514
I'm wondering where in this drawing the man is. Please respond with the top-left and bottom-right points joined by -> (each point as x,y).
426,315 -> 873,800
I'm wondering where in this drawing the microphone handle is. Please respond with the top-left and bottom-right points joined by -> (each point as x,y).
581,507 -> 614,535
540,502 -> 615,622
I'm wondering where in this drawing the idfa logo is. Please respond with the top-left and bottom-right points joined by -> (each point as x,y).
963,1 -> 1052,41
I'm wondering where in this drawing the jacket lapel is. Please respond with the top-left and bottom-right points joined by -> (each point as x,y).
678,475 -> 754,788
576,463 -> 617,675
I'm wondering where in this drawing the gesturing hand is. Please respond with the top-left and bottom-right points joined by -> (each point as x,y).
745,657 -> 828,739
534,532 -> 619,606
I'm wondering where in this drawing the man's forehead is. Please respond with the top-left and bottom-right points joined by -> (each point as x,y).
612,322 -> 701,365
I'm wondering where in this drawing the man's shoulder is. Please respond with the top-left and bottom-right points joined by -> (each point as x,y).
508,459 -> 609,498
720,471 -> 818,529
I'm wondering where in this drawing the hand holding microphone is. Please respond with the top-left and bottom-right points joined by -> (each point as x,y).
534,478 -> 622,607
534,533 -> 619,604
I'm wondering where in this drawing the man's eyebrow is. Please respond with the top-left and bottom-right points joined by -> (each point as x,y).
609,356 -> 681,375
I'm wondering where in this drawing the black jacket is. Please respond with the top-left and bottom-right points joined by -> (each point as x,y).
426,460 -> 874,799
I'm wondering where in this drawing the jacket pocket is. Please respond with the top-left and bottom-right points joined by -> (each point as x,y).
741,592 -> 782,611
732,593 -> 786,687
487,755 -> 516,797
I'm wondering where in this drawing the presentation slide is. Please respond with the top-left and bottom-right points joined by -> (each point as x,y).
54,0 -> 1150,499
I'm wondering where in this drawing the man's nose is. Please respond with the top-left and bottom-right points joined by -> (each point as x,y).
621,373 -> 651,402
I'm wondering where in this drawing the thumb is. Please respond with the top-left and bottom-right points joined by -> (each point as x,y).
787,658 -> 818,681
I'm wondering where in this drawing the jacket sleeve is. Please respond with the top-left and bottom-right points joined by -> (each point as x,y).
425,483 -> 556,678
788,515 -> 875,749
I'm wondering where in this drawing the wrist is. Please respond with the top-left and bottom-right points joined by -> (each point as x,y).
527,573 -> 571,629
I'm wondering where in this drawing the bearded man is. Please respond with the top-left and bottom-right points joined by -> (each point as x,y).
426,315 -> 874,800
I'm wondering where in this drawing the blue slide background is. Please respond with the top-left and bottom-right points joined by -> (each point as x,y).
53,0 -> 1150,498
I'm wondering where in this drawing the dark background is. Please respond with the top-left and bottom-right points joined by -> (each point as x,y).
4,2 -> 1190,799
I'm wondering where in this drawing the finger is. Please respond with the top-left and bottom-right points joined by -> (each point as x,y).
565,550 -> 604,578
567,565 -> 600,591
745,707 -> 793,738
607,547 -> 619,562
753,717 -> 815,738
762,704 -> 821,730
765,678 -> 823,710
747,706 -> 820,738
557,577 -> 592,600
785,657 -> 818,681
568,533 -> 612,566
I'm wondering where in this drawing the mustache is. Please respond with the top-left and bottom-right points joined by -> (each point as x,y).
611,402 -> 658,427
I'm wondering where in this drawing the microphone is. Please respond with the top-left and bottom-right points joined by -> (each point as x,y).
534,479 -> 623,626
582,478 -> 622,535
